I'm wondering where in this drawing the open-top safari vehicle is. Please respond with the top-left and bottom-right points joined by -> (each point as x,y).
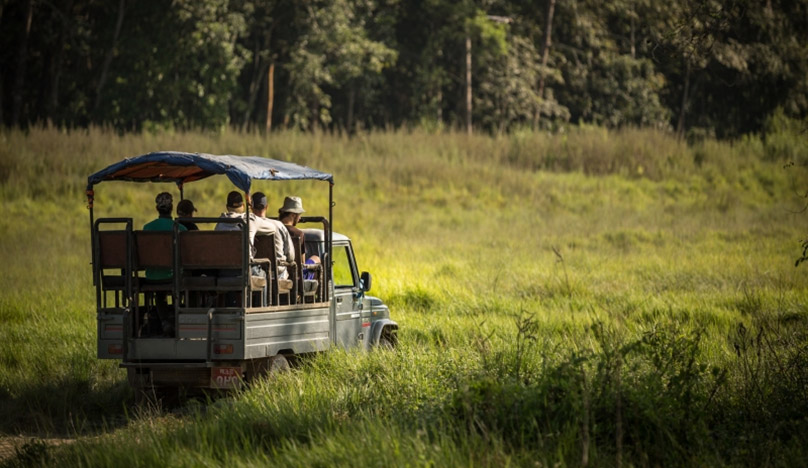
86,152 -> 397,395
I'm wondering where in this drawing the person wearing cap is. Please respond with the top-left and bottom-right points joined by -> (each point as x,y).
215,191 -> 245,231
177,199 -> 199,231
143,192 -> 188,270
248,192 -> 295,279
143,192 -> 186,336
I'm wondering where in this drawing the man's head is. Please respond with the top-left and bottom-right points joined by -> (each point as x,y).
252,192 -> 268,217
177,199 -> 197,218
226,191 -> 244,213
278,196 -> 304,225
155,192 -> 173,216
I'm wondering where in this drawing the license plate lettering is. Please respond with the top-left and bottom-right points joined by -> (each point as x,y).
211,367 -> 242,388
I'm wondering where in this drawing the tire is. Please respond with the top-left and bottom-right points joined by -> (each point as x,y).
247,354 -> 291,381
129,368 -> 157,406
267,354 -> 290,374
377,333 -> 395,350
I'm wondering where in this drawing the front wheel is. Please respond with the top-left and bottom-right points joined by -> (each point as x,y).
377,331 -> 396,350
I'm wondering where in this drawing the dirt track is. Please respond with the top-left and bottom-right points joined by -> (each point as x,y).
0,436 -> 75,463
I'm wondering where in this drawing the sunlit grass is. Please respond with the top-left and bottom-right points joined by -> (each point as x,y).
1,126 -> 807,465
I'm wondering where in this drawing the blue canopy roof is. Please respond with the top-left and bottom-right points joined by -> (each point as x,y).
87,151 -> 333,192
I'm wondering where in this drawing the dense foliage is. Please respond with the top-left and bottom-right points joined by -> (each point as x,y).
1,0 -> 807,136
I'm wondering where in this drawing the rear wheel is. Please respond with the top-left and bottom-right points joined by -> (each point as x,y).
247,354 -> 291,381
267,354 -> 290,374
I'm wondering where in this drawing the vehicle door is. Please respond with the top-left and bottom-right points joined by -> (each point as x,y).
332,241 -> 363,348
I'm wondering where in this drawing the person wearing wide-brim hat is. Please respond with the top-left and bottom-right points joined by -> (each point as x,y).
279,196 -> 321,284
278,196 -> 306,241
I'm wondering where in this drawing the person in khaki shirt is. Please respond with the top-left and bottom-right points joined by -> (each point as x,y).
247,192 -> 294,279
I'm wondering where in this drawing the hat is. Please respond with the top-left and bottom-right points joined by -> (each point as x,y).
252,192 -> 268,209
177,199 -> 197,216
279,196 -> 305,214
155,192 -> 173,211
226,191 -> 243,208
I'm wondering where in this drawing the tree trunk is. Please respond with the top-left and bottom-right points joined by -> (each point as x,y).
630,5 -> 636,59
0,4 -> 3,124
266,63 -> 275,133
436,87 -> 442,123
676,58 -> 691,139
347,86 -> 355,134
535,0 -> 556,129
242,38 -> 263,130
244,57 -> 269,130
94,0 -> 126,118
436,47 -> 443,125
48,0 -> 74,121
537,0 -> 556,100
11,0 -> 34,127
245,27 -> 273,131
465,35 -> 472,135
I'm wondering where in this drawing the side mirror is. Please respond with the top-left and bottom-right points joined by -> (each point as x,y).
360,271 -> 372,292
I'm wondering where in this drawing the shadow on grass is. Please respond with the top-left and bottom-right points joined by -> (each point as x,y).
0,377 -> 132,437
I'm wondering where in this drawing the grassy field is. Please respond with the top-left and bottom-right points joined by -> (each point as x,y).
1,126 -> 807,466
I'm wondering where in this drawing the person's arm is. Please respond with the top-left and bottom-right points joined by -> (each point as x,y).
273,228 -> 286,265
280,223 -> 295,262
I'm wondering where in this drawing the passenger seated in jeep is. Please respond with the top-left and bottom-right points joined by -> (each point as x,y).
143,192 -> 186,335
215,191 -> 244,231
278,196 -> 320,283
248,192 -> 294,279
278,196 -> 305,253
177,199 -> 199,230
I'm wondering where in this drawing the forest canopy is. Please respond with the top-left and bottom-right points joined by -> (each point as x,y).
1,0 -> 806,137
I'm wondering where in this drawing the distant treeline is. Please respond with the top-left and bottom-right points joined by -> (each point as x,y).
1,0 -> 806,137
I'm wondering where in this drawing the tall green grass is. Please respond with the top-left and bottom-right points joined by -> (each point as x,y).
1,126 -> 807,466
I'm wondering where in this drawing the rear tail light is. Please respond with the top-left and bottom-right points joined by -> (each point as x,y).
214,344 -> 234,355
108,344 -> 123,355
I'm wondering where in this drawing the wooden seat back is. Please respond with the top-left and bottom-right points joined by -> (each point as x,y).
97,231 -> 128,269
180,231 -> 245,269
255,234 -> 284,304
134,231 -> 174,270
92,219 -> 133,310
254,234 -> 276,264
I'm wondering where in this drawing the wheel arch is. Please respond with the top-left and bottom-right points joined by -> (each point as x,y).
370,319 -> 399,347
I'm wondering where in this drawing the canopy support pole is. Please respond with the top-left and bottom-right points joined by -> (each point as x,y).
328,182 -> 334,344
87,188 -> 96,283
328,185 -> 333,291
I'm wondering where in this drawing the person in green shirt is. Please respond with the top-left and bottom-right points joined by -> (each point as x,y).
143,192 -> 187,279
143,192 -> 186,335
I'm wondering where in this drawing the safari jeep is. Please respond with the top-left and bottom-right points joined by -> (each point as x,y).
86,152 -> 397,395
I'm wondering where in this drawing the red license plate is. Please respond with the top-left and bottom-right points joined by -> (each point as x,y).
211,367 -> 243,389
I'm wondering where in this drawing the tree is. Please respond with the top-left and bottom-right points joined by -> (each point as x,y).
284,0 -> 396,131
545,0 -> 669,128
10,0 -> 32,127
92,0 -> 246,130
477,35 -> 544,133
